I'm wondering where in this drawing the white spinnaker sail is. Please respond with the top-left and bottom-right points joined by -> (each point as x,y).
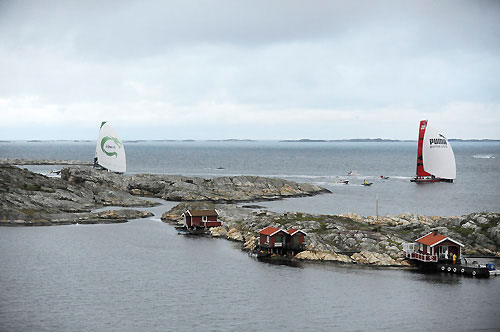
422,124 -> 455,179
95,122 -> 126,173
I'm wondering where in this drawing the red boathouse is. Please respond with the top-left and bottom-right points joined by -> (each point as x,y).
403,231 -> 464,263
258,226 -> 307,256
182,209 -> 222,229
259,226 -> 290,249
287,228 -> 307,248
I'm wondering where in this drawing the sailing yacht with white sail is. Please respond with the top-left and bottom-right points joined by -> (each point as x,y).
411,120 -> 456,183
94,122 -> 126,173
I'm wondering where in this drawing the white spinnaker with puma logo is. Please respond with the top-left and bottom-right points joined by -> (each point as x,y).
422,124 -> 456,180
95,122 -> 126,173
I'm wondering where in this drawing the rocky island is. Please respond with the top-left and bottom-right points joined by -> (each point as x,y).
162,202 -> 500,267
0,163 -> 329,225
2,162 -> 498,267
60,166 -> 330,202
0,164 -> 157,225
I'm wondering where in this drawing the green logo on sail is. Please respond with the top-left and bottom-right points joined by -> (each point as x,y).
101,136 -> 122,157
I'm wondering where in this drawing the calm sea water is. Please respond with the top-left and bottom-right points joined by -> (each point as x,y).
1,141 -> 499,331
1,140 -> 499,216
1,201 -> 499,332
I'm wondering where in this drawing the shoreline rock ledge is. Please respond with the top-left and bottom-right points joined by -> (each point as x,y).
61,166 -> 331,202
1,164 -> 330,226
0,164 -> 156,225
162,202 -> 500,267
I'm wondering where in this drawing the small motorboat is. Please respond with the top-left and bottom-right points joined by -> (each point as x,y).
487,263 -> 499,276
45,169 -> 62,178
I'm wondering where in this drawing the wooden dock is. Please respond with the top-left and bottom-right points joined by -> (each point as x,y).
175,226 -> 209,236
436,263 -> 490,278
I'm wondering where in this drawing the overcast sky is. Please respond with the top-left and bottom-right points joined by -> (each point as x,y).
1,0 -> 499,140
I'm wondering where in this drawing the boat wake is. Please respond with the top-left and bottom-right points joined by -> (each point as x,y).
389,176 -> 413,180
473,154 -> 495,159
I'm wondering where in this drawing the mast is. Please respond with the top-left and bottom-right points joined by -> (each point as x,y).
416,120 -> 431,177
376,194 -> 379,252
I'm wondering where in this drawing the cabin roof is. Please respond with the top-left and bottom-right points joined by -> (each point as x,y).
287,228 -> 308,236
416,232 -> 464,247
184,209 -> 219,217
259,226 -> 307,237
259,226 -> 287,236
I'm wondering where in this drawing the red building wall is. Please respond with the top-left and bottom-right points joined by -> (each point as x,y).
291,233 -> 304,245
259,234 -> 280,247
185,216 -> 192,227
191,216 -> 202,227
186,215 -> 220,228
259,234 -> 266,246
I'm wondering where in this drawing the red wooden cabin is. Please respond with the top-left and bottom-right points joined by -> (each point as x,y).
259,226 -> 290,248
403,231 -> 464,263
182,209 -> 221,229
287,228 -> 307,248
258,226 -> 308,256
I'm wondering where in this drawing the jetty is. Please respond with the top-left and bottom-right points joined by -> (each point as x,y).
403,231 -> 496,278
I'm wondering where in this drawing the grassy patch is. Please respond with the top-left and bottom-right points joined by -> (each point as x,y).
273,218 -> 291,226
21,209 -> 37,217
309,221 -> 328,234
478,217 -> 500,234
449,226 -> 475,237
23,183 -> 41,191
294,213 -> 324,222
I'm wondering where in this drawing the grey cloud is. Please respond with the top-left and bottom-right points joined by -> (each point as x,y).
0,1 -> 499,139
2,1 -> 499,59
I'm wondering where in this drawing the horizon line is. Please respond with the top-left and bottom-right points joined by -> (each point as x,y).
1,138 -> 500,143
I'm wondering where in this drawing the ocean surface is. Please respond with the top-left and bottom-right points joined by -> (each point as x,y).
1,141 -> 500,331
1,140 -> 499,216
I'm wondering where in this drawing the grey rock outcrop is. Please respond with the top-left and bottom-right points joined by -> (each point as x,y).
1,164 -> 329,226
1,209 -> 154,226
61,166 -> 330,202
0,158 -> 93,165
0,164 -> 157,225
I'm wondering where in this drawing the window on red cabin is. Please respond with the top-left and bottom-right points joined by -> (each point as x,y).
276,235 -> 282,243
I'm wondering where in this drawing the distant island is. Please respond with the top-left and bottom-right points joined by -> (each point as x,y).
206,139 -> 255,142
448,139 -> 500,142
280,138 -> 500,143
280,138 -> 412,143
2,138 -> 499,143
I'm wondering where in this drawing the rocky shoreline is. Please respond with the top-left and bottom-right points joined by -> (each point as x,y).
0,158 -> 93,165
0,164 -> 329,226
161,202 -> 500,267
1,209 -> 154,226
2,163 -> 498,267
61,166 -> 331,202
